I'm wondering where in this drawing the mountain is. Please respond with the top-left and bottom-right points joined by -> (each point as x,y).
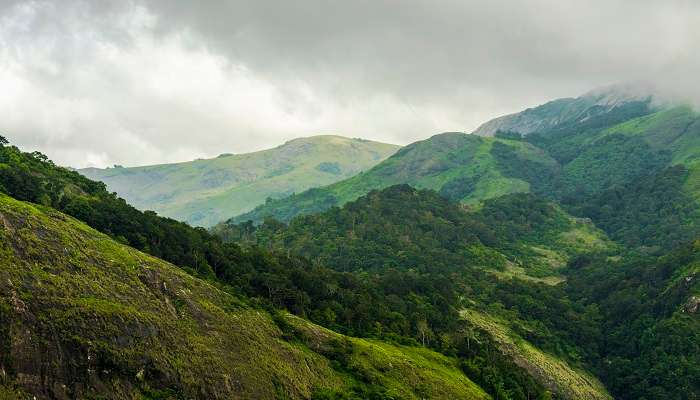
232,86 -> 700,252
524,104 -> 700,250
0,193 -> 490,399
472,83 -> 655,137
216,185 -> 615,399
79,135 -> 399,227
229,132 -> 559,224
0,138 -> 613,400
3,81 -> 700,400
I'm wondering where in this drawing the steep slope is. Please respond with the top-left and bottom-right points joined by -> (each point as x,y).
528,105 -> 700,250
0,193 -> 490,400
472,85 -> 700,250
230,133 -> 559,224
460,309 -> 612,400
472,83 -> 654,137
80,135 -> 399,226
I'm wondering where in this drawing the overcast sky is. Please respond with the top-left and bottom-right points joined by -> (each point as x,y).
1,0 -> 699,168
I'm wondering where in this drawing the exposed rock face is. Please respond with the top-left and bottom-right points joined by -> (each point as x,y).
684,295 -> 700,314
472,83 -> 654,137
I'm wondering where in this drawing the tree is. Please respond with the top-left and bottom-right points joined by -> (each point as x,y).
0,136 -> 7,146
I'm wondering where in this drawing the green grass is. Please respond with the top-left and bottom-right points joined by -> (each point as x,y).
284,315 -> 491,400
460,309 -> 612,400
0,193 -> 489,399
80,136 -> 399,226
232,133 -> 559,224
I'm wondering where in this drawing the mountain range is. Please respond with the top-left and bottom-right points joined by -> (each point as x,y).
229,86 -> 700,252
1,83 -> 699,399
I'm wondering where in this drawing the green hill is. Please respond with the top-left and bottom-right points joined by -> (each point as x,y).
79,135 -> 399,227
216,185 -> 615,399
0,193 -> 490,400
230,133 -> 559,224
220,185 -> 612,280
524,105 -> 700,250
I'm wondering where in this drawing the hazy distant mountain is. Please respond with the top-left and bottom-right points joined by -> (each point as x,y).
472,83 -> 655,137
80,135 -> 399,226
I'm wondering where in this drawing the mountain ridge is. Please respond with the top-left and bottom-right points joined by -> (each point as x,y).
79,135 -> 399,227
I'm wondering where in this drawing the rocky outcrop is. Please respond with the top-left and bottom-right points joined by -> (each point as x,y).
684,295 -> 700,314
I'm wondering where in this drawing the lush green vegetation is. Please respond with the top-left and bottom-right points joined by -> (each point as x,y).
4,84 -> 700,400
0,138 -> 615,399
0,192 -> 492,399
80,135 -> 399,226
230,133 -> 558,224
523,105 -> 700,250
219,185 -> 616,399
564,240 -> 700,399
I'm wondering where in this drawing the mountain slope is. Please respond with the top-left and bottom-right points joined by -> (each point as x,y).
216,185 -> 615,399
80,135 -> 399,226
0,193 -> 490,400
230,133 -> 559,224
472,83 -> 654,137
220,185 -> 612,282
460,309 -> 612,400
564,239 -> 700,399
525,105 -> 700,250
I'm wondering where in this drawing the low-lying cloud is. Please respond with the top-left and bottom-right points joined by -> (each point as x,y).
1,0 -> 699,167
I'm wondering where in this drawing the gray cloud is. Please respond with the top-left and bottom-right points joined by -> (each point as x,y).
1,0 -> 699,167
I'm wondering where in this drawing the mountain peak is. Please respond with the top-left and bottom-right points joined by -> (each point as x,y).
473,82 -> 655,137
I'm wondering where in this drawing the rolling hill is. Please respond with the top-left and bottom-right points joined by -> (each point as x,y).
229,133 -> 559,224
79,135 -> 399,227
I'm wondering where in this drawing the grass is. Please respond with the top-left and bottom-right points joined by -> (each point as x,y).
460,309 -> 612,400
284,314 -> 491,400
233,133 -> 559,224
0,193 -> 489,399
80,136 -> 399,226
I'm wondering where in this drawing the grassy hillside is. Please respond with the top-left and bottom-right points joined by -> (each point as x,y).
230,133 -> 558,224
80,135 -> 399,226
0,193 -> 490,400
460,309 -> 612,400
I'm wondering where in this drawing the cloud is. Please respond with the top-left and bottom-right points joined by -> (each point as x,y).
1,0 -> 699,167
